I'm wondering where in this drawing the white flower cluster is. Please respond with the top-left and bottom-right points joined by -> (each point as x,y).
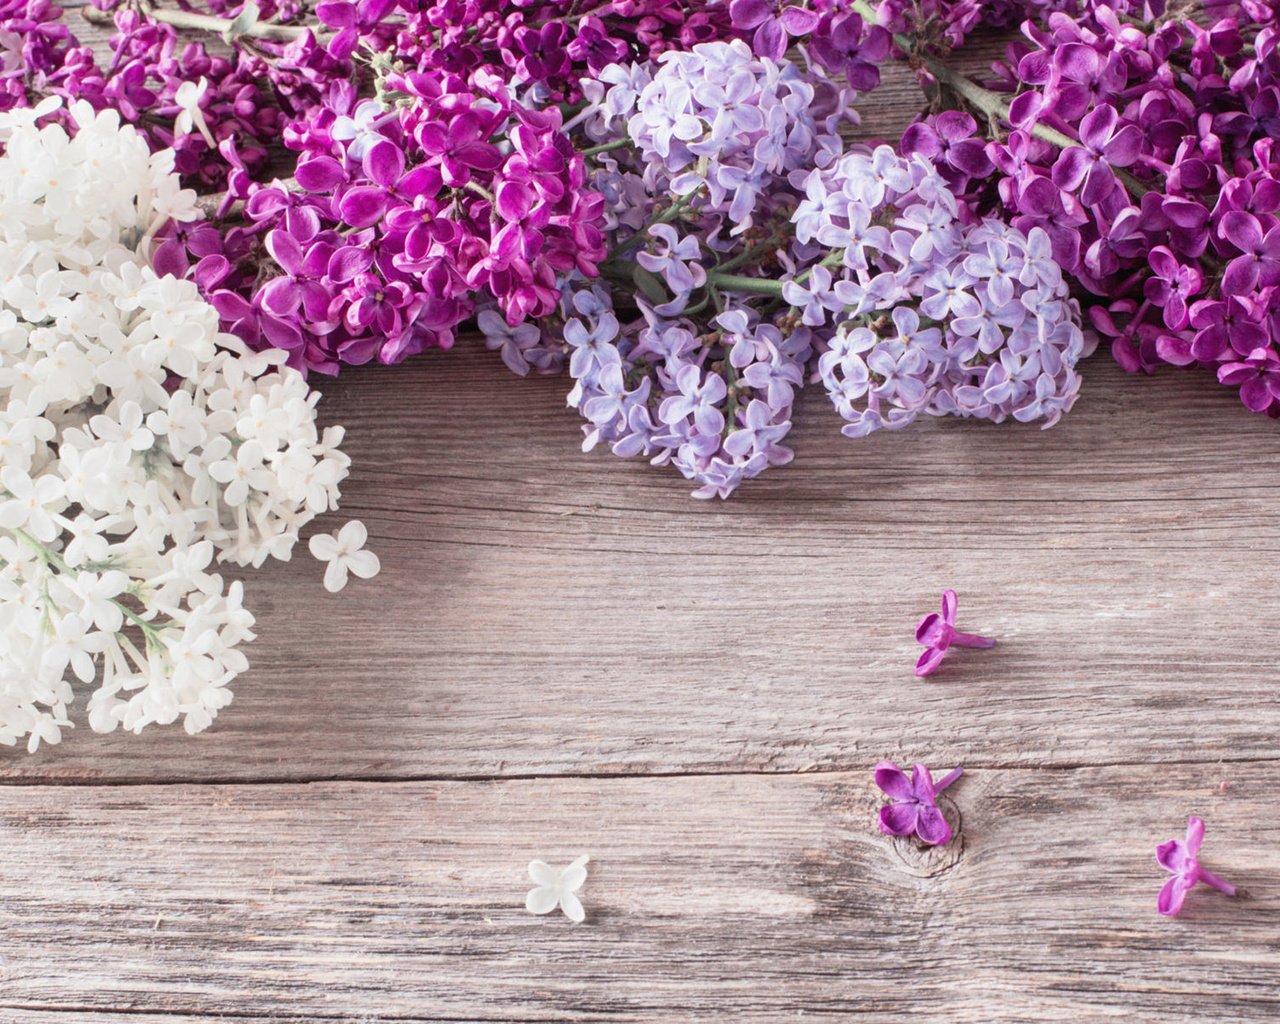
0,101 -> 376,752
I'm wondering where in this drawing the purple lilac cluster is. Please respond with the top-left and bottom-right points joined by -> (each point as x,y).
477,40 -> 849,497
789,146 -> 1091,437
479,44 -> 1089,497
183,77 -> 606,373
603,39 -> 840,233
328,0 -> 735,105
725,0 -> 1145,68
727,0 -> 890,89
901,3 -> 1280,416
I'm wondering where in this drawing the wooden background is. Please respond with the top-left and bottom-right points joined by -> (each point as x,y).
4,12 -> 1278,1022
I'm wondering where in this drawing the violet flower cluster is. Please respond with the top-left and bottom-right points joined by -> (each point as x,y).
473,41 -> 1093,497
185,79 -> 607,372
791,146 -> 1092,438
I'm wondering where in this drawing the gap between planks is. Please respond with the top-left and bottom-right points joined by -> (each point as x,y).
2,753 -> 1280,789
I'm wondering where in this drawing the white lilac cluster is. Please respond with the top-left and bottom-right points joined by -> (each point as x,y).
0,101 -> 373,752
587,39 -> 847,233
787,146 -> 1094,437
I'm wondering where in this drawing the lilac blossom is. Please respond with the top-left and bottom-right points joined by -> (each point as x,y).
915,589 -> 996,677
1156,817 -> 1236,917
874,760 -> 963,847
793,149 -> 1092,441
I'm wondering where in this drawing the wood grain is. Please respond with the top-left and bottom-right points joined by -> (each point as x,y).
7,7 -> 1278,1021
2,764 -> 1276,1022
5,355 -> 1279,784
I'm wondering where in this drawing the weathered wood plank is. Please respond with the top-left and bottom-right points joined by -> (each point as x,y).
2,765 -> 1275,1022
4,355 -> 1279,783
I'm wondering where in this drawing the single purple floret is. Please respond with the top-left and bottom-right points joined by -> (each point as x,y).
874,760 -> 963,847
1156,816 -> 1236,917
915,589 -> 996,677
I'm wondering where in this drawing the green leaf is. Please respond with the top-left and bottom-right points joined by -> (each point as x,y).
632,266 -> 669,306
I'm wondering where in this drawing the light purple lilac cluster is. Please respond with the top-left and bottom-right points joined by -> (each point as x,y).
789,147 -> 1091,438
478,44 -> 1090,498
562,288 -> 811,499
605,38 -> 839,233
477,40 -> 848,497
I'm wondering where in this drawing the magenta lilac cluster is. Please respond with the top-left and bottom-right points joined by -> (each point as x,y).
189,79 -> 606,371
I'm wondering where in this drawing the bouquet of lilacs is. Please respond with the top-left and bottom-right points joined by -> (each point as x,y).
31,0 -> 1280,501
0,100 -> 375,752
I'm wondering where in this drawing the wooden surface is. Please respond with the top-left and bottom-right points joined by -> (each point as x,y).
5,12 -> 1279,1022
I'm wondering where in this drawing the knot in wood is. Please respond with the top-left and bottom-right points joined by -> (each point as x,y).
887,795 -> 964,878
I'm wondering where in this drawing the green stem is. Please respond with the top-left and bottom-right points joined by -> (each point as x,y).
704,273 -> 787,296
608,191 -> 697,260
849,0 -> 1147,200
581,138 -> 630,158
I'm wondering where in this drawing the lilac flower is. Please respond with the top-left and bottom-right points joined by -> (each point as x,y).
416,110 -> 505,187
724,399 -> 791,461
899,200 -> 959,261
920,265 -> 979,320
782,266 -> 842,327
331,100 -> 389,161
741,344 -> 803,408
915,589 -> 996,677
728,0 -> 819,61
1156,817 -> 1236,917
900,111 -> 993,186
1188,296 -> 1268,361
257,231 -> 334,323
874,760 -> 963,847
637,224 -> 707,295
868,341 -> 929,408
1144,247 -> 1203,332
564,313 -> 622,378
1011,177 -> 1088,271
1220,212 -> 1280,297
853,145 -> 916,208
477,309 -> 549,377
582,363 -> 645,427
660,364 -> 728,433
1051,105 -> 1143,206
1216,347 -> 1280,414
